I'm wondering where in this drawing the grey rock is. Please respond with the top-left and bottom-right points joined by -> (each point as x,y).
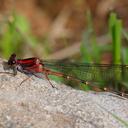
0,58 -> 128,128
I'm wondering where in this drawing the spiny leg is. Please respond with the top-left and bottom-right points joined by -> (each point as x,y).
32,72 -> 57,89
19,76 -> 32,87
44,73 -> 58,89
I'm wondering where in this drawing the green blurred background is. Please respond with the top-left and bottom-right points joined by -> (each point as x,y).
0,0 -> 128,93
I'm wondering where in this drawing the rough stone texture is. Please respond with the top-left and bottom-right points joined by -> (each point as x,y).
0,58 -> 128,128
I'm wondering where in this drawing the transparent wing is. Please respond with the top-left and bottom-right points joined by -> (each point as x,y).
42,60 -> 128,82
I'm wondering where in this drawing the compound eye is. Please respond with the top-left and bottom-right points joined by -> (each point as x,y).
8,59 -> 16,65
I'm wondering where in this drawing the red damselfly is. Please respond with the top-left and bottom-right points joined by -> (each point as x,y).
1,53 -> 128,97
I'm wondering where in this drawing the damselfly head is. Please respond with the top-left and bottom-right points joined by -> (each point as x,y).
8,53 -> 17,65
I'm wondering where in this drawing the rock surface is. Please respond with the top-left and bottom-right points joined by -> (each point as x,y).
0,58 -> 128,128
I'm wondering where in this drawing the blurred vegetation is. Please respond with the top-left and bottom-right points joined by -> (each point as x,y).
80,12 -> 128,93
0,13 -> 38,58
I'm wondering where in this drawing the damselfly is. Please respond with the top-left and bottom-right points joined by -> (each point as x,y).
1,53 -> 128,96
